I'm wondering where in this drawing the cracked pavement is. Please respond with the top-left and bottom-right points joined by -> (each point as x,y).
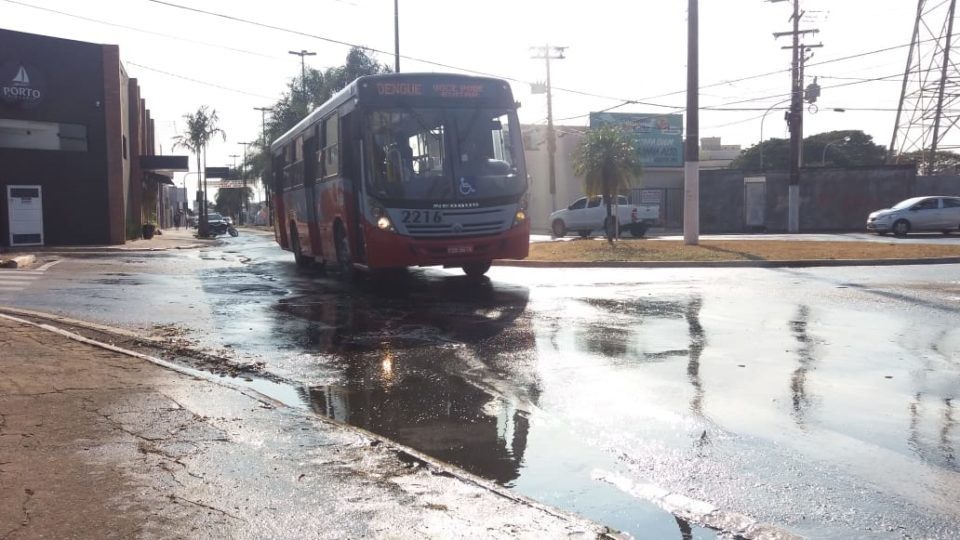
0,317 -> 610,539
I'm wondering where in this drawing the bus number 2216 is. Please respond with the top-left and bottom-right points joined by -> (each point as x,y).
401,210 -> 443,224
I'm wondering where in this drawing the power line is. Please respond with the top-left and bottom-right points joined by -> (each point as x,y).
554,71 -> 907,125
1,0 -> 279,59
140,0 -> 683,108
125,62 -> 276,99
11,0 -> 934,122
634,36 -> 937,103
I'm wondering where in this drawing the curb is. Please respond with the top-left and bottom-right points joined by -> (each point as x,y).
0,305 -> 618,538
0,254 -> 36,268
494,256 -> 960,269
32,243 -> 211,253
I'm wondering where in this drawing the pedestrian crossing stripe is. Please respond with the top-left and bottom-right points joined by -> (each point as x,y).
0,271 -> 42,292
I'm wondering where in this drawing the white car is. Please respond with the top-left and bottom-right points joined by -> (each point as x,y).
866,196 -> 960,236
549,195 -> 659,238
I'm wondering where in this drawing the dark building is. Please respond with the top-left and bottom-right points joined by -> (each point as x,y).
0,28 -> 186,248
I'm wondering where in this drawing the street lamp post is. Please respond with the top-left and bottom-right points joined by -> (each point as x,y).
239,142 -> 253,225
394,0 -> 400,72
288,50 -> 316,95
253,106 -> 272,225
759,98 -> 792,170
820,136 -> 851,166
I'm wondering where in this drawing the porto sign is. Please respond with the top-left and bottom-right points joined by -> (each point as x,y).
1,62 -> 45,109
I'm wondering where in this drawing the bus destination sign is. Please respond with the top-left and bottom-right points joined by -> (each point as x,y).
374,81 -> 487,99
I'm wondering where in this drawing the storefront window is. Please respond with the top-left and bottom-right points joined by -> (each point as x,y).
0,119 -> 87,151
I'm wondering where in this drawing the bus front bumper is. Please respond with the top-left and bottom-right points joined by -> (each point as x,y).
363,222 -> 530,269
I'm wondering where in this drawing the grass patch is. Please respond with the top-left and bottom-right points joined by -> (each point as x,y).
527,239 -> 960,262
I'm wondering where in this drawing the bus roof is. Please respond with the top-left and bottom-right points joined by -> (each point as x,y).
271,73 -> 515,152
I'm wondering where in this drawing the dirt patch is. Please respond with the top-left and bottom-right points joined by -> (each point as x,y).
527,239 -> 960,262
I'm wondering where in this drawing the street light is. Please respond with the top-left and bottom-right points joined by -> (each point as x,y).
759,98 -> 791,170
759,101 -> 846,169
394,0 -> 400,72
288,50 -> 316,95
821,136 -> 851,166
253,106 -> 272,225
238,142 -> 253,225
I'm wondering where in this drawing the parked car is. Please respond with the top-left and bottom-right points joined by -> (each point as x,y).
191,212 -> 226,229
866,196 -> 960,236
549,195 -> 659,238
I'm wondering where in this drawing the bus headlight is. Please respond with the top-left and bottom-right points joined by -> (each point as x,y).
369,199 -> 396,232
512,194 -> 528,227
377,215 -> 394,231
513,210 -> 527,226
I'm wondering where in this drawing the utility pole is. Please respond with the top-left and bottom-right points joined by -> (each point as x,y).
684,0 -> 700,245
772,0 -> 820,233
239,142 -> 252,225
394,0 -> 401,72
530,44 -> 566,213
889,0 -> 958,174
228,153 -> 241,223
288,50 -> 316,95
253,106 -> 272,225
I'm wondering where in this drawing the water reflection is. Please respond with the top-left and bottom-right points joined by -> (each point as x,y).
577,295 -> 708,420
908,393 -> 958,471
576,298 -> 692,362
269,271 -> 537,484
789,305 -> 816,427
309,372 -> 530,485
685,297 -> 706,419
273,273 -> 531,355
675,516 -> 694,540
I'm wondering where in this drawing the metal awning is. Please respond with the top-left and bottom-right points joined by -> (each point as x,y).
140,155 -> 189,172
145,172 -> 175,185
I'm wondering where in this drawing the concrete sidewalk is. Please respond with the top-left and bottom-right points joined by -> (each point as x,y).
0,314 -> 609,539
0,228 -> 220,267
24,227 -> 216,253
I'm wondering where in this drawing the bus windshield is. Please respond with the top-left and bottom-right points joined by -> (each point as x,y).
367,108 -> 524,201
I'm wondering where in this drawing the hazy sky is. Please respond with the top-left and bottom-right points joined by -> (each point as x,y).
1,0 -> 928,192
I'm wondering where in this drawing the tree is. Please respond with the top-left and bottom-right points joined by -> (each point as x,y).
246,47 -> 391,189
571,125 -> 643,243
172,106 -> 225,235
894,150 -> 960,175
215,186 -> 254,220
729,130 -> 886,169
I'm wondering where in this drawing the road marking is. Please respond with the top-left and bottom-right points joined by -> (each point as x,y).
36,260 -> 62,271
0,266 -> 48,293
594,470 -> 802,540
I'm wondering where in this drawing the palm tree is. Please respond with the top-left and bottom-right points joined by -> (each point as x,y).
173,106 -> 225,236
571,125 -> 643,243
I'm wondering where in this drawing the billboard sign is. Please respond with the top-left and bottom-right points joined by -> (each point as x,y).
589,112 -> 684,168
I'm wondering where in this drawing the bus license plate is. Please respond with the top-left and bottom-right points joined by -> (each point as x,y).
448,246 -> 473,254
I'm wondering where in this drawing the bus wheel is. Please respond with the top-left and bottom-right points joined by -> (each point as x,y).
290,226 -> 311,267
335,223 -> 353,277
462,261 -> 491,278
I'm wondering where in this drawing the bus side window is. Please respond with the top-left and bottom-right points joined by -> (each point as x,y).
316,124 -> 325,179
323,115 -> 339,178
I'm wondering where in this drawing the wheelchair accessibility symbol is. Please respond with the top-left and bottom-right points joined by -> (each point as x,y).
459,177 -> 477,196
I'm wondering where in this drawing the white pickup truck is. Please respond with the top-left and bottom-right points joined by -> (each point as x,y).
549,195 -> 659,238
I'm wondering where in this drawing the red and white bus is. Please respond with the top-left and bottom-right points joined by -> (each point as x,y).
269,73 -> 529,277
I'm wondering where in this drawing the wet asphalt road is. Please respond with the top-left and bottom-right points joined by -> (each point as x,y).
3,230 -> 959,539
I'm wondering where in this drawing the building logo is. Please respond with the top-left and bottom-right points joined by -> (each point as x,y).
13,66 -> 30,84
1,62 -> 45,109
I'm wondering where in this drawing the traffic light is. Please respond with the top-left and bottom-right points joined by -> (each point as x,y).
805,77 -> 821,104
